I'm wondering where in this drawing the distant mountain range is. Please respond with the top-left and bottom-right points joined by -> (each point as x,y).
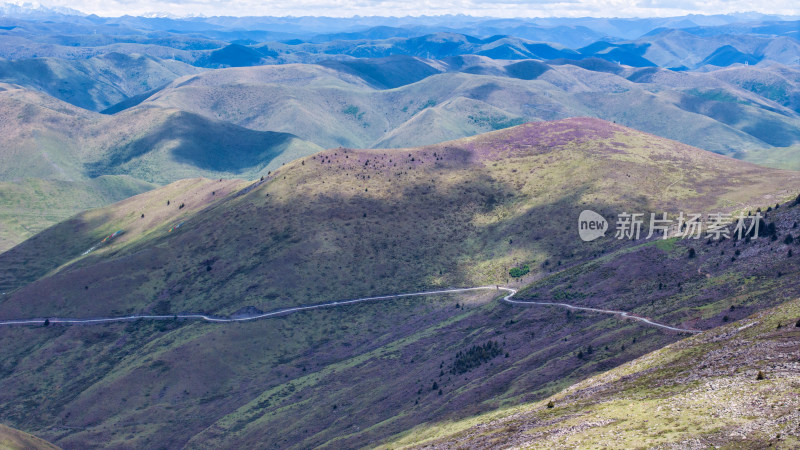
0,9 -> 797,67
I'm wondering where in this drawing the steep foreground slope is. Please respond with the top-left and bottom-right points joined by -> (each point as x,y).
388,298 -> 800,448
0,119 -> 799,448
0,424 -> 58,450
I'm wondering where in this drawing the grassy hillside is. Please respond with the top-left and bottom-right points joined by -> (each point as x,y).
3,117 -> 797,315
0,83 -> 321,250
0,176 -> 155,253
1,119 -> 799,448
0,424 -> 58,450
387,297 -> 800,448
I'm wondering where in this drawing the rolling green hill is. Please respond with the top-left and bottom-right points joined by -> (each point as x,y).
1,119 -> 799,448
139,60 -> 800,155
0,83 -> 321,251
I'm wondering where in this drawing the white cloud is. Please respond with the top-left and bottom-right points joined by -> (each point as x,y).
7,0 -> 800,18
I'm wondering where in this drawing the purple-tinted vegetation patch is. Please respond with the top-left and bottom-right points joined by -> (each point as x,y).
457,117 -> 624,160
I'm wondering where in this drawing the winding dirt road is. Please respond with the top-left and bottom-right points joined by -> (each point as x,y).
0,286 -> 699,333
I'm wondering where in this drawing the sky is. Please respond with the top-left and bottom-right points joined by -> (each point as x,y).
6,0 -> 800,18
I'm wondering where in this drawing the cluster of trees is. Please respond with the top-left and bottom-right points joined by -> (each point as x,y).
450,340 -> 504,374
509,264 -> 530,278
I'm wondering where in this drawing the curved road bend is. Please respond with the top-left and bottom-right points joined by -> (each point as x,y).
0,286 -> 699,333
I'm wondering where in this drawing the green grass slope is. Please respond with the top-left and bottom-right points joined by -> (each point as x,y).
1,119 -> 799,448
0,424 -> 58,450
0,176 -> 155,253
388,298 -> 800,448
0,84 -> 321,250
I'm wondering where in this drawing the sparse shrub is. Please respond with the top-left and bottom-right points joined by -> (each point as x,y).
438,389 -> 443,396
179,203 -> 185,209
785,235 -> 794,245
766,222 -> 777,237
756,370 -> 765,380
546,400 -> 554,408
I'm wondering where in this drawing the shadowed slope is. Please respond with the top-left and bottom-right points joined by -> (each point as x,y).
387,298 -> 800,448
0,53 -> 200,111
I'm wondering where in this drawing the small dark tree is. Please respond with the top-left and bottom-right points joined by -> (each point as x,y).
785,235 -> 794,245
795,319 -> 800,328
756,370 -> 765,380
688,248 -> 696,258
43,319 -> 50,327
546,400 -> 554,408
431,381 -> 438,391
